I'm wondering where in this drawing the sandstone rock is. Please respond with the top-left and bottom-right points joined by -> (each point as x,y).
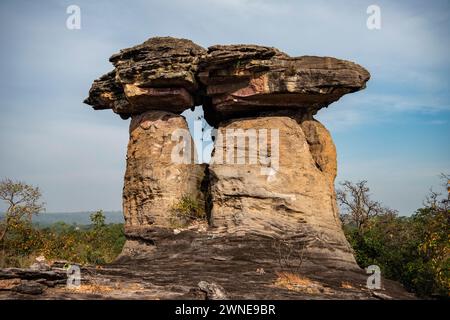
12,281 -> 46,295
84,38 -> 370,123
371,291 -> 394,300
123,110 -> 204,236
0,278 -> 21,290
0,232 -> 415,300
110,37 -> 205,92
85,37 -> 206,117
199,44 -> 370,125
29,255 -> 51,271
122,86 -> 194,114
63,37 -> 420,300
83,70 -> 131,114
300,117 -> 337,184
197,281 -> 228,300
117,239 -> 157,260
0,268 -> 67,282
84,36 -> 370,271
208,116 -> 356,269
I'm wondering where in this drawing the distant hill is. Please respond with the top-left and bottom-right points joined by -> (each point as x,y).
0,211 -> 124,226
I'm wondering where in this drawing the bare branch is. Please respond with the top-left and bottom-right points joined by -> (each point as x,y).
0,178 -> 45,242
337,180 -> 397,232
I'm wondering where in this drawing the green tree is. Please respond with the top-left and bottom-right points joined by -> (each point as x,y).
90,210 -> 106,230
410,181 -> 449,297
0,178 -> 45,243
340,177 -> 449,298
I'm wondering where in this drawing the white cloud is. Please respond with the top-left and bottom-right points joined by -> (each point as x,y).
0,0 -> 448,214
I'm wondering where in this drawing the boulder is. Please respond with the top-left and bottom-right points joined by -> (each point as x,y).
110,37 -> 205,92
85,37 -> 206,117
197,281 -> 228,300
29,255 -> 51,271
12,281 -> 46,295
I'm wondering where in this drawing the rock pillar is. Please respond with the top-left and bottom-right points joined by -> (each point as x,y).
198,44 -> 370,269
208,115 -> 356,268
123,110 -> 203,232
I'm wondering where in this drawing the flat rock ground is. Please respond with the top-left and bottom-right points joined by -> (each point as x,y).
0,230 -> 415,300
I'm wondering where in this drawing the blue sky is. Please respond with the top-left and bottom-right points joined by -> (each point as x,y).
0,0 -> 448,214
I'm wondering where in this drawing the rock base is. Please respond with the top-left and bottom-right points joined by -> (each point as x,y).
0,231 -> 414,300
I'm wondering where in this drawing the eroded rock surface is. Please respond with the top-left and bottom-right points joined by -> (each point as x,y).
300,117 -> 338,184
79,36 -> 393,297
84,38 -> 370,123
123,110 -> 203,232
208,116 -> 356,269
199,45 -> 370,125
85,37 -> 206,117
0,232 -> 415,300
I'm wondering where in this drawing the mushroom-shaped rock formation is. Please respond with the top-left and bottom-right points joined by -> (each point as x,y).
84,37 -> 370,271
85,37 -> 207,239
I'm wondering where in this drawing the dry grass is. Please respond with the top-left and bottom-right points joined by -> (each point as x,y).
0,278 -> 21,290
64,281 -> 145,295
65,283 -> 115,294
273,272 -> 332,295
341,281 -> 354,289
275,272 -> 314,287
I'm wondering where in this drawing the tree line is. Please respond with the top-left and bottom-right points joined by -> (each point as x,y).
337,176 -> 449,298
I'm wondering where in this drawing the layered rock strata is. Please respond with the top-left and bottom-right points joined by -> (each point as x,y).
84,37 -> 370,270
84,37 -> 206,118
123,110 -> 203,233
208,115 -> 355,267
198,44 -> 369,126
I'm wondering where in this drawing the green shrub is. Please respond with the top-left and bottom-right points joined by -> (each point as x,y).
170,194 -> 205,227
0,211 -> 125,268
343,208 -> 449,298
